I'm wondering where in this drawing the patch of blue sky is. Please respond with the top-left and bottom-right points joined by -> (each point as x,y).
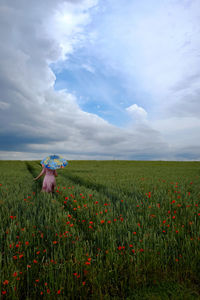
51,52 -> 149,127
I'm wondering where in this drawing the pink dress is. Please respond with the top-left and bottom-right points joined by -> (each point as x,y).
41,167 -> 57,193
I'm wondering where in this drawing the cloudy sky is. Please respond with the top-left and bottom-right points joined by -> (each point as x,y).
0,0 -> 200,160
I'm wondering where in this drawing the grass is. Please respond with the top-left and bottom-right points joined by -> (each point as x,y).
0,160 -> 200,299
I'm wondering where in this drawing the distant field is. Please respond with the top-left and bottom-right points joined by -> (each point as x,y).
0,160 -> 200,299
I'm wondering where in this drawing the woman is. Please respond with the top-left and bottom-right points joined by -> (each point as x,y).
34,166 -> 58,193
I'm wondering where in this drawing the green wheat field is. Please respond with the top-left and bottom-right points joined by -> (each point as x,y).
0,160 -> 200,299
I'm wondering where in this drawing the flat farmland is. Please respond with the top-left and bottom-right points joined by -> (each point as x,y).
0,160 -> 200,299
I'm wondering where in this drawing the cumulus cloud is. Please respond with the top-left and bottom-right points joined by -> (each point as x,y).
126,104 -> 147,122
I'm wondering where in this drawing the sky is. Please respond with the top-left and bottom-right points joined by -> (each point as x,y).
0,0 -> 200,160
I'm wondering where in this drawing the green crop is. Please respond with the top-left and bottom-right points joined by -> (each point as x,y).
0,160 -> 200,299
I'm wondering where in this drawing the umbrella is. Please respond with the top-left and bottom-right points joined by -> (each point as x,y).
40,155 -> 68,170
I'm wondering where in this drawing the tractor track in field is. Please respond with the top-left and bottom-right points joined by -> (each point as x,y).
57,172 -> 144,240
60,172 -> 120,202
27,161 -> 123,206
25,162 -> 102,244
32,161 -> 144,202
25,161 -> 43,194
59,172 -> 145,211
25,161 -> 145,216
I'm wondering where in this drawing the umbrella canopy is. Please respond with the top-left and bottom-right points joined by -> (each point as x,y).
40,155 -> 68,170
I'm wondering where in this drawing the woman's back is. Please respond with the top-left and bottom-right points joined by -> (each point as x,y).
41,167 -> 57,193
44,168 -> 56,176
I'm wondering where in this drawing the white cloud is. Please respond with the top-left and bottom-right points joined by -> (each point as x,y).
151,117 -> 200,148
126,104 -> 147,122
44,0 -> 98,60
